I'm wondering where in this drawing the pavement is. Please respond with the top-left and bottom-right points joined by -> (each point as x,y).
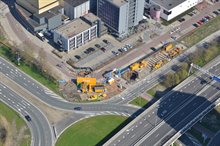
104,58 -> 220,146
93,2 -> 220,79
0,82 -> 53,146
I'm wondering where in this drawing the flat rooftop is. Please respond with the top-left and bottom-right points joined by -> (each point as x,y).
55,18 -> 91,38
109,0 -> 128,7
152,0 -> 186,10
64,0 -> 89,7
83,13 -> 99,23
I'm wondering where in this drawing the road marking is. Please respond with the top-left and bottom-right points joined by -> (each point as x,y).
155,134 -> 159,138
144,123 -> 148,127
131,134 -> 136,138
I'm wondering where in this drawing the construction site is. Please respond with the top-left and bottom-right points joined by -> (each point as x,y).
62,41 -> 186,102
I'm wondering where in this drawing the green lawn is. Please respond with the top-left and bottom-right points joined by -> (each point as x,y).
147,84 -> 167,99
0,43 -> 59,93
180,16 -> 220,47
129,97 -> 148,107
56,115 -> 129,146
0,102 -> 31,146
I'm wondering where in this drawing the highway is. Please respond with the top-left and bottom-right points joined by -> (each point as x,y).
0,82 -> 53,146
104,61 -> 220,146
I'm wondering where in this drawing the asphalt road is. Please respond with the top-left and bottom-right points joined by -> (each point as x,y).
104,62 -> 220,146
0,82 -> 53,146
0,57 -> 138,115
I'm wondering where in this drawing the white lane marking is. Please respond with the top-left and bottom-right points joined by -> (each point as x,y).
131,134 -> 136,138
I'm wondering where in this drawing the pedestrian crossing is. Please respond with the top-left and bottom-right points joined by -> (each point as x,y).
85,111 -> 131,118
43,88 -> 66,101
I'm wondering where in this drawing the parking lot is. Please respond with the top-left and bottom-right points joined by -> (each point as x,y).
62,34 -> 135,70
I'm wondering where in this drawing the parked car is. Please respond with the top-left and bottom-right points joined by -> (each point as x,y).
100,47 -> 106,52
75,55 -> 81,60
88,47 -> 95,52
178,18 -> 185,22
197,21 -> 203,26
213,11 -> 219,15
201,18 -> 208,23
192,23 -> 199,28
205,16 -> 211,20
84,50 -> 90,54
103,39 -> 110,44
95,44 -> 101,48
118,48 -> 124,53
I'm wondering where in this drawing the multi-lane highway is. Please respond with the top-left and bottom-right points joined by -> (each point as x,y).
105,61 -> 220,146
0,82 -> 53,146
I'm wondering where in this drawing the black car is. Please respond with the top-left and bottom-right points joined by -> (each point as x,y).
84,50 -> 90,54
95,44 -> 101,48
88,47 -> 95,52
100,47 -> 106,52
25,115 -> 31,122
74,107 -> 82,110
150,47 -> 157,52
75,55 -> 81,60
213,11 -> 219,15
103,39 -> 110,44
178,18 -> 185,22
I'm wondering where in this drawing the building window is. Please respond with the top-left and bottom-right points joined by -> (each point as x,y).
163,10 -> 172,15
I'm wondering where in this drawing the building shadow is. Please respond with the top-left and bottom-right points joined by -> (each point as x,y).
97,74 -> 220,146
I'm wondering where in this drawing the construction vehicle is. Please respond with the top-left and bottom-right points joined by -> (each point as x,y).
77,77 -> 105,93
130,63 -> 140,71
139,60 -> 148,68
94,85 -> 105,93
154,60 -> 163,69
130,60 -> 148,71
89,93 -> 107,101
163,43 -> 173,52
169,47 -> 181,58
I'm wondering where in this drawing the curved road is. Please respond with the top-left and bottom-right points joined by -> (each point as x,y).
0,82 -> 53,146
0,57 -> 139,115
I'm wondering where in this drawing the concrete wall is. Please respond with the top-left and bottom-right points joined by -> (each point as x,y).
118,3 -> 129,38
46,14 -> 62,30
74,1 -> 90,19
64,1 -> 89,20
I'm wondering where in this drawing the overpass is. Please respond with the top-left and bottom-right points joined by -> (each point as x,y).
104,61 -> 220,146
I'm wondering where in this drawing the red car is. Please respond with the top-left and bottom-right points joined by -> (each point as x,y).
197,21 -> 203,25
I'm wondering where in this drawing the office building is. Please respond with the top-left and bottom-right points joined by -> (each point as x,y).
97,0 -> 145,38
53,13 -> 105,52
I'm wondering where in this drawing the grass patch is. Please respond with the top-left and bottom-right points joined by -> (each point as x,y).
180,16 -> 220,47
129,97 -> 148,107
0,102 -> 31,145
147,84 -> 167,99
0,43 -> 59,93
161,7 -> 194,26
56,115 -> 129,146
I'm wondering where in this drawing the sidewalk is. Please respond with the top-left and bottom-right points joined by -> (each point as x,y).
93,2 -> 220,79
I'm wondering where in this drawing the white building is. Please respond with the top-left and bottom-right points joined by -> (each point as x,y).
64,0 -> 90,20
145,0 -> 203,21
53,13 -> 100,52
